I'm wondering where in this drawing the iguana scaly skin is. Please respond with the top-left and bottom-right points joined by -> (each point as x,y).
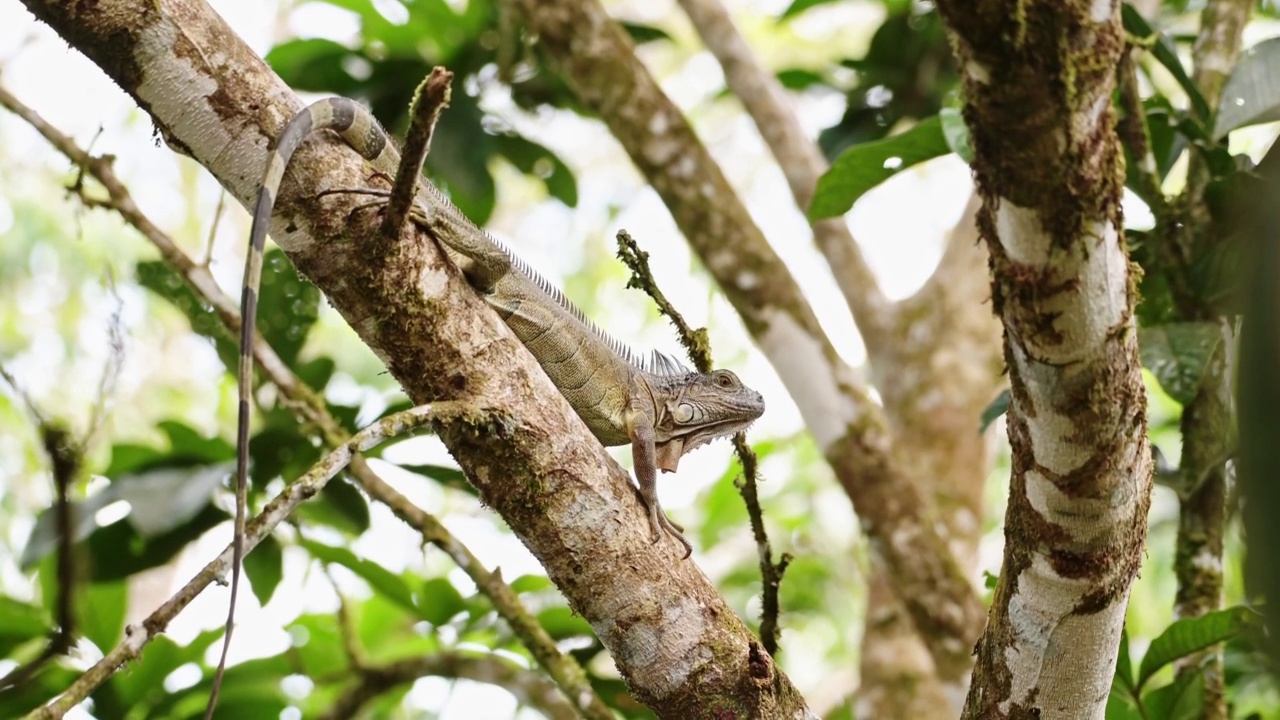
238,97 -> 764,562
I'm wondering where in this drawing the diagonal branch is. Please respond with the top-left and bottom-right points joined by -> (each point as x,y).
0,82 -> 615,720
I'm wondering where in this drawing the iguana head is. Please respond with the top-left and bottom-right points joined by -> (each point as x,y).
653,369 -> 764,472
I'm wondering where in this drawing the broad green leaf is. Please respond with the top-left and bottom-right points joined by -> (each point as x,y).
293,356 -> 336,391
1142,672 -> 1205,720
256,249 -> 320,369
809,116 -> 949,220
23,464 -> 226,569
287,614 -> 348,679
1215,37 -> 1280,137
620,22 -> 672,45
0,597 -> 51,656
491,134 -> 578,208
77,580 -> 127,654
299,538 -> 417,614
1137,606 -> 1260,690
244,533 -> 284,606
136,260 -> 239,371
1138,322 -> 1223,405
158,421 -> 235,464
86,504 -> 227,581
776,69 -> 827,91
396,463 -> 477,496
1115,626 -> 1134,690
356,593 -> 438,662
536,606 -> 595,641
1121,5 -> 1210,120
1104,691 -> 1143,720
416,577 -> 467,626
979,389 -> 1010,434
295,476 -> 371,535
509,574 -> 554,594
110,630 -> 222,706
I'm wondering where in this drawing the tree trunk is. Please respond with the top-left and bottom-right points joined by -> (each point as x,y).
933,2 -> 1154,716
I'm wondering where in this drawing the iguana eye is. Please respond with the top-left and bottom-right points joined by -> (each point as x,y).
673,403 -> 695,423
712,371 -> 737,389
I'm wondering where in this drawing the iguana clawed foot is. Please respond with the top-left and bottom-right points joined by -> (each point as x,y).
649,501 -> 693,559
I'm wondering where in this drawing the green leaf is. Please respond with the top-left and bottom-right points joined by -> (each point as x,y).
416,577 -> 467,626
979,389 -> 1010,434
299,537 -> 418,614
136,260 -> 239,371
536,606 -> 595,640
1215,37 -> 1280,137
491,134 -> 578,208
1138,322 -> 1224,405
1121,4 -> 1210,120
1137,606 -> 1260,691
620,22 -> 672,45
1115,626 -> 1134,690
1105,690 -> 1143,720
295,475 -> 371,535
287,614 -> 348,680
77,581 -> 127,653
111,630 -> 222,706
1142,672 -> 1205,720
396,463 -> 476,496
24,462 -> 228,569
776,69 -> 828,91
256,249 -> 320,368
86,503 -> 227,581
244,533 -> 284,606
779,0 -> 861,21
809,116 -> 949,220
509,574 -> 553,594
0,597 -> 51,656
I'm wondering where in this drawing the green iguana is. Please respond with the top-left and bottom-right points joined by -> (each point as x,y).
236,96 -> 764,565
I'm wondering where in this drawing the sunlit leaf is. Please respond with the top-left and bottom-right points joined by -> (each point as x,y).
809,116 -> 948,220
1121,5 -> 1209,119
300,538 -> 417,614
77,581 -> 127,654
1215,37 -> 1280,138
416,577 -> 467,626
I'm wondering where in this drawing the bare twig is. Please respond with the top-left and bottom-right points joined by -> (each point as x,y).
380,67 -> 452,242
0,425 -> 80,693
321,652 -> 582,720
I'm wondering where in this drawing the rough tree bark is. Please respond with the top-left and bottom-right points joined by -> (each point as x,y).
933,1 -> 1154,717
14,0 -> 815,716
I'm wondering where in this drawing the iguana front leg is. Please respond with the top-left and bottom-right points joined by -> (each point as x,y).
626,404 -> 693,557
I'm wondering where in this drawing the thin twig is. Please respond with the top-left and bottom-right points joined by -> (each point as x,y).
615,228 -> 788,655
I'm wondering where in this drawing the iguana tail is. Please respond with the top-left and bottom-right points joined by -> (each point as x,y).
214,97 -> 392,715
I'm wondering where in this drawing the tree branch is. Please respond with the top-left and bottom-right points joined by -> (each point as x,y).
674,0 -> 890,339
13,1 -> 811,714
26,403 -> 469,719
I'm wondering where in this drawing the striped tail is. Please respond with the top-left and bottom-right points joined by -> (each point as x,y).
210,97 -> 393,717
